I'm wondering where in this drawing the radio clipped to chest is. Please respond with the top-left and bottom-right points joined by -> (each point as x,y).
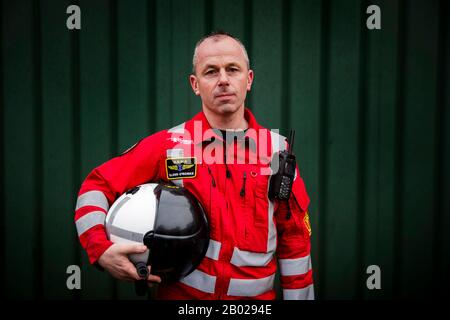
268,130 -> 296,201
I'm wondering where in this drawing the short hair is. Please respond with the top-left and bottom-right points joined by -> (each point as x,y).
192,30 -> 250,74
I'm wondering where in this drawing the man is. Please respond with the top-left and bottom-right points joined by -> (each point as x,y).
75,31 -> 314,300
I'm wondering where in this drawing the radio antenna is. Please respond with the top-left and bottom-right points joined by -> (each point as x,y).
288,130 -> 295,154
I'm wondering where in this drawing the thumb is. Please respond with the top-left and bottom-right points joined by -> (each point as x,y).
119,243 -> 148,254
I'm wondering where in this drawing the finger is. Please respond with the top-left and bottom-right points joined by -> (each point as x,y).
116,267 -> 138,282
114,270 -> 135,282
129,268 -> 143,281
118,243 -> 148,254
120,262 -> 142,281
147,274 -> 162,283
146,266 -> 161,283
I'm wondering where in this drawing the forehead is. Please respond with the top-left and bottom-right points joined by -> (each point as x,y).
196,37 -> 246,67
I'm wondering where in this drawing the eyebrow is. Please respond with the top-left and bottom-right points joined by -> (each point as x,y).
202,62 -> 241,71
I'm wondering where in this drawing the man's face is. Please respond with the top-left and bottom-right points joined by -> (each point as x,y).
190,37 -> 254,116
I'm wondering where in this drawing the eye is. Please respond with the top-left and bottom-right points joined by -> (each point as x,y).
205,69 -> 217,75
228,67 -> 239,72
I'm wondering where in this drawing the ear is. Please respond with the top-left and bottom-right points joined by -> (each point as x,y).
190,74 -> 200,96
246,69 -> 254,91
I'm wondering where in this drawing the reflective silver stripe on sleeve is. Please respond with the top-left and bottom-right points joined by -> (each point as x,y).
283,284 -> 315,300
166,149 -> 184,158
168,122 -> 185,134
227,273 -> 276,297
279,255 -> 312,276
230,247 -> 274,267
76,211 -> 106,236
205,239 -> 221,260
75,190 -> 109,212
179,269 -> 216,294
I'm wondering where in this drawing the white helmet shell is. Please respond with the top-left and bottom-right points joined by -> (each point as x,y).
104,182 -> 209,282
105,183 -> 158,275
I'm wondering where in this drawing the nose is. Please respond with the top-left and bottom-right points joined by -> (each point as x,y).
218,69 -> 229,86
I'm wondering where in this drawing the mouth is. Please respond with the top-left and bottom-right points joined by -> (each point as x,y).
215,93 -> 235,99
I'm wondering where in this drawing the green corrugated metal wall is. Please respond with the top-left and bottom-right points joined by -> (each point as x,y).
1,0 -> 449,299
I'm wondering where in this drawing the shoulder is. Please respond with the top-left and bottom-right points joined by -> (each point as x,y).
269,130 -> 287,151
141,128 -> 170,145
120,128 -> 170,156
254,121 -> 286,143
138,121 -> 190,152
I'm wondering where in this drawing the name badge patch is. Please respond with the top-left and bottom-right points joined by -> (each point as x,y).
166,157 -> 197,180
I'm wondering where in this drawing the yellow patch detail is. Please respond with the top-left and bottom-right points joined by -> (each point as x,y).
304,211 -> 312,236
165,157 -> 197,180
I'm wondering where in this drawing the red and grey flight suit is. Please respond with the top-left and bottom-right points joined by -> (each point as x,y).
75,108 -> 314,300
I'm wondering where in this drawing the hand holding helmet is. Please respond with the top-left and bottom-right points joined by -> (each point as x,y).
98,243 -> 162,284
100,182 -> 209,294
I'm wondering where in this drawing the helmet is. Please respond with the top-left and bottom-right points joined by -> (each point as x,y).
105,182 -> 209,282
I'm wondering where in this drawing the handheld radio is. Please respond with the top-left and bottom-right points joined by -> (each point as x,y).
268,130 -> 296,201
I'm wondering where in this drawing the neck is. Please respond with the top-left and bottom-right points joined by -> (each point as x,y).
202,106 -> 248,130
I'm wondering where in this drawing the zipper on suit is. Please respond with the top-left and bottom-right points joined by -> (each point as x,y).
217,162 -> 231,299
224,147 -> 231,178
207,166 -> 216,187
240,171 -> 247,197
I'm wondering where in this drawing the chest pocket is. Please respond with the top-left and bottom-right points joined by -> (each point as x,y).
238,166 -> 273,253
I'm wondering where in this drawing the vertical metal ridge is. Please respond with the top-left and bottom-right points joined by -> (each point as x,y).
187,0 -> 192,117
32,0 -> 43,300
356,0 -> 369,300
432,0 -> 447,298
0,0 -> 4,300
205,0 -> 213,34
71,0 -> 81,301
169,0 -> 173,127
281,0 -> 291,137
148,0 -> 156,133
318,0 -> 330,299
393,0 -> 407,298
110,0 -> 118,300
110,0 -> 118,157
244,0 -> 253,110
374,0 -> 382,289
